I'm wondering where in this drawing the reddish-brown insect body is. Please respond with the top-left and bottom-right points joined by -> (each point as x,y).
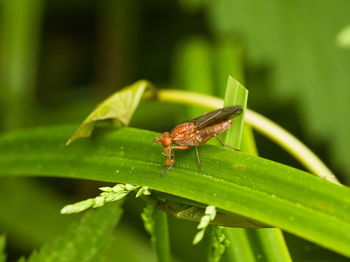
154,105 -> 242,175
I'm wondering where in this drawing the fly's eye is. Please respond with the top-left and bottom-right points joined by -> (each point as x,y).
162,138 -> 172,147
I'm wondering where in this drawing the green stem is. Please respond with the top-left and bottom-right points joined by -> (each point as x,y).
0,0 -> 43,129
152,208 -> 171,262
157,89 -> 339,184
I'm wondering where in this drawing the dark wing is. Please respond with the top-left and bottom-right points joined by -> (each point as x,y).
191,105 -> 242,130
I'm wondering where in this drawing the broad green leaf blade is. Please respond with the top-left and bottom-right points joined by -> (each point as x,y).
0,126 -> 350,257
24,201 -> 123,262
65,80 -> 155,145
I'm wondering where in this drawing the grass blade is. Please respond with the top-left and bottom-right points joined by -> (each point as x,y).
220,76 -> 256,261
0,126 -> 349,257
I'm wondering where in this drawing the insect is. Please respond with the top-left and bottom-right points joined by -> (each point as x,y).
154,105 -> 242,175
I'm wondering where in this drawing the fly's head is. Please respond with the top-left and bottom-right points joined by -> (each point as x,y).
154,132 -> 172,148
154,132 -> 174,166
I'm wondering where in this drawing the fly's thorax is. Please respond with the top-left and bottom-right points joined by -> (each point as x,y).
170,122 -> 197,146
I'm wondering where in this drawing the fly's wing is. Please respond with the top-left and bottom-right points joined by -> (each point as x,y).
192,105 -> 242,129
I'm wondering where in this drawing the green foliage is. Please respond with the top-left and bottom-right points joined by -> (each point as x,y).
1,125 -> 350,257
0,178 -> 74,249
141,205 -> 171,262
66,80 -> 155,145
222,76 -> 248,148
2,1 -> 348,260
172,36 -> 291,261
22,202 -> 123,262
0,235 -> 6,262
206,0 -> 350,179
0,0 -> 43,129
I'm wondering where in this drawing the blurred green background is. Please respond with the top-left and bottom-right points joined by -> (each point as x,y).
1,0 -> 349,261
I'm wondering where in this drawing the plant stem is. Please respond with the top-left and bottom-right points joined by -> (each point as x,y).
0,0 -> 43,129
152,208 -> 171,262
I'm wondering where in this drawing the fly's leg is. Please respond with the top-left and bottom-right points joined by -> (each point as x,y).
194,146 -> 201,171
161,145 -> 189,176
214,135 -> 241,152
162,154 -> 176,176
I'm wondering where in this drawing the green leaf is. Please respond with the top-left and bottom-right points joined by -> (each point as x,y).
222,75 -> 248,148
23,201 -> 123,262
222,77 -> 292,262
220,75 -> 258,262
141,205 -> 171,262
0,126 -> 350,257
65,80 -> 155,145
207,0 -> 350,180
0,235 -> 6,262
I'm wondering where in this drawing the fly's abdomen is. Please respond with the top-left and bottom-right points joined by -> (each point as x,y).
197,119 -> 232,142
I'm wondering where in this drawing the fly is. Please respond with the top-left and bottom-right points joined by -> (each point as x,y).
154,105 -> 243,176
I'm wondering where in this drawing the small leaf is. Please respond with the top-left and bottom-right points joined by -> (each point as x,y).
65,80 -> 155,145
